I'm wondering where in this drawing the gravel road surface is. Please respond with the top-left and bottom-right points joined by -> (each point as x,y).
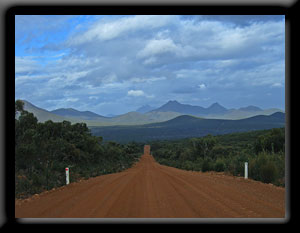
15,154 -> 285,218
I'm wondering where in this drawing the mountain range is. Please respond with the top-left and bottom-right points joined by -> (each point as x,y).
19,99 -> 284,127
151,100 -> 228,115
18,99 -> 285,142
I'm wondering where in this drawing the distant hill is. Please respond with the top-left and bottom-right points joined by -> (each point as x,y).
65,111 -> 183,127
238,105 -> 263,112
136,104 -> 156,113
269,111 -> 285,120
205,108 -> 284,120
19,100 -> 183,127
88,111 -> 183,126
90,112 -> 285,143
51,108 -> 108,120
20,100 -> 77,123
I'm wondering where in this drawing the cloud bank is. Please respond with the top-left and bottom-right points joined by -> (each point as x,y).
15,15 -> 285,115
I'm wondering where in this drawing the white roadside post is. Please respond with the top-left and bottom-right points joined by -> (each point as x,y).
244,162 -> 248,179
66,167 -> 70,185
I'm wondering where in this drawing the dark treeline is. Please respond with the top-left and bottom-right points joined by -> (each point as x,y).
15,100 -> 143,199
151,128 -> 285,187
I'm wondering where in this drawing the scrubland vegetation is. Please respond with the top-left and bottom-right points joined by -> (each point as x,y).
15,100 -> 143,199
151,128 -> 285,186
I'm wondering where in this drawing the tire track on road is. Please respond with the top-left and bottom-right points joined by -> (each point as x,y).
158,164 -> 284,217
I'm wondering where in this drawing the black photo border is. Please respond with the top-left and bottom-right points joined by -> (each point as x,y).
1,0 -> 297,228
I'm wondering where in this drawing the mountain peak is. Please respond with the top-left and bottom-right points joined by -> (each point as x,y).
270,111 -> 285,120
162,100 -> 182,108
210,102 -> 221,107
207,102 -> 227,114
167,100 -> 180,104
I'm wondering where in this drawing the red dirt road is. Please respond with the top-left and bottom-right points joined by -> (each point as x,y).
15,154 -> 285,218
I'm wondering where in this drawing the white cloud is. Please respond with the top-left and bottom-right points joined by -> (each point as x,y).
146,94 -> 155,99
173,18 -> 285,61
89,96 -> 99,100
175,69 -> 211,81
137,38 -> 179,58
198,84 -> 206,89
15,56 -> 40,74
143,57 -> 157,65
66,97 -> 79,102
129,76 -> 166,83
61,70 -> 92,83
102,73 -> 118,84
271,82 -> 283,88
15,73 -> 51,84
126,86 -> 155,99
68,15 -> 177,45
127,90 -> 145,97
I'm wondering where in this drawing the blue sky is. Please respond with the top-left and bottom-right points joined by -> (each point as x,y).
15,15 -> 285,116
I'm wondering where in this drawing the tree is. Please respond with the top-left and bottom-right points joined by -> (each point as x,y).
214,159 -> 225,172
191,134 -> 217,159
260,161 -> 278,183
15,109 -> 38,147
254,128 -> 285,154
202,158 -> 212,172
15,99 -> 24,116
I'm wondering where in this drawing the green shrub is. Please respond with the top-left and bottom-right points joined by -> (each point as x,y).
260,161 -> 278,183
183,160 -> 194,170
202,158 -> 212,172
214,160 -> 225,172
249,152 -> 281,184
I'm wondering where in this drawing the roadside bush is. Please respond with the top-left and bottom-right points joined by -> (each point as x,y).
193,157 -> 203,171
227,152 -> 249,176
249,154 -> 261,181
15,174 -> 31,199
202,158 -> 212,172
254,128 -> 285,154
151,128 -> 285,187
260,161 -> 278,183
183,160 -> 194,171
249,152 -> 280,184
214,159 -> 225,172
209,145 -> 234,159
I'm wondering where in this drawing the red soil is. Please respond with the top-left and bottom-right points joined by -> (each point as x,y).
15,154 -> 285,218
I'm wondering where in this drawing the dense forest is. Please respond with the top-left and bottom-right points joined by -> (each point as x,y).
15,100 -> 143,199
150,128 -> 285,187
